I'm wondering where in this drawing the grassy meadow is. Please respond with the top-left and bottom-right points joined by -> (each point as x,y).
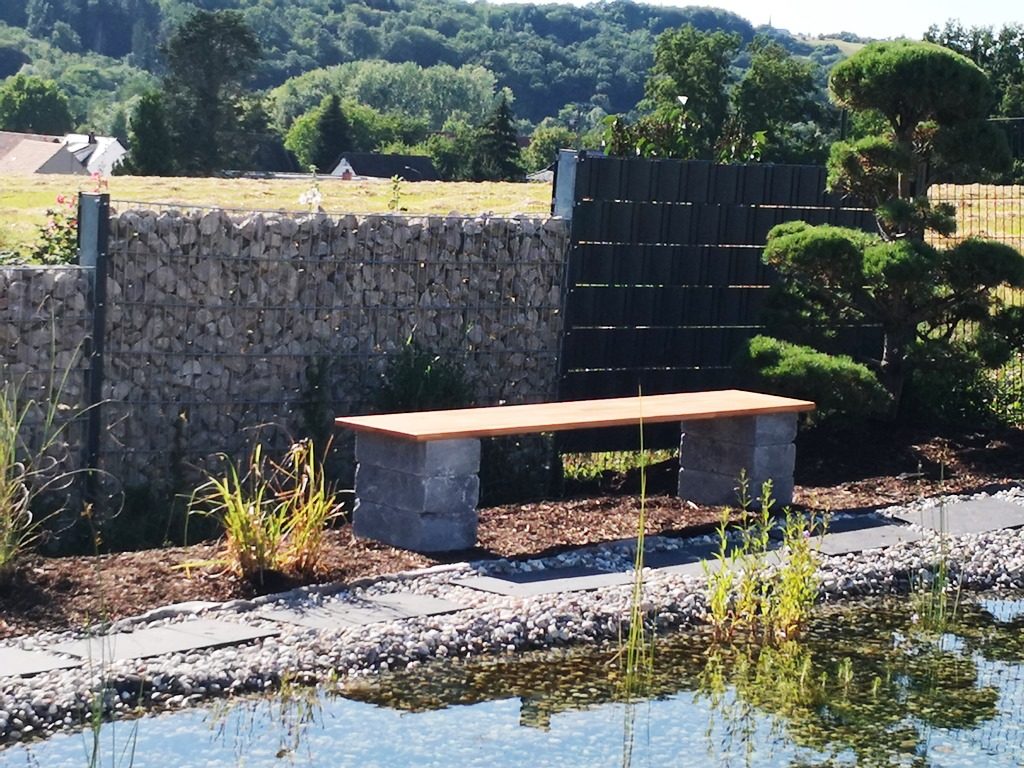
0,174 -> 553,253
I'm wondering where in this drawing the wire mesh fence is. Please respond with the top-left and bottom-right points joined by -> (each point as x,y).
929,184 -> 1024,424
98,201 -> 567,489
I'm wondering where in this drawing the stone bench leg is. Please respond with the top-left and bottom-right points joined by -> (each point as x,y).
352,433 -> 481,553
677,414 -> 797,507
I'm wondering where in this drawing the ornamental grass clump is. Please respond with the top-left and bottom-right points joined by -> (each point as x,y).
192,439 -> 343,585
705,474 -> 825,643
0,376 -> 79,584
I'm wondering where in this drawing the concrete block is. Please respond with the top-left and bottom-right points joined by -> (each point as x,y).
678,467 -> 794,507
682,441 -> 796,479
355,434 -> 480,476
353,499 -> 477,552
681,413 -> 798,446
355,464 -> 479,514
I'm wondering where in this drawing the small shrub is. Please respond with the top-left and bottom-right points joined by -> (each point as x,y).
30,194 -> 78,265
373,338 -> 562,505
903,340 -> 1002,427
373,338 -> 474,412
738,335 -> 891,421
190,439 -> 343,586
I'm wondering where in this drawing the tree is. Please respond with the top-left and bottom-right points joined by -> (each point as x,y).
119,91 -> 174,175
0,74 -> 73,134
285,94 -> 351,171
747,41 -> 1024,420
641,24 -> 741,159
926,21 -> 1024,117
161,10 -> 262,173
310,94 -> 350,172
472,95 -> 522,181
523,122 -> 578,171
726,39 -> 823,163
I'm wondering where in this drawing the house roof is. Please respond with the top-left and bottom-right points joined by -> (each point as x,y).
0,138 -> 87,175
0,130 -> 61,157
330,153 -> 440,181
64,133 -> 128,176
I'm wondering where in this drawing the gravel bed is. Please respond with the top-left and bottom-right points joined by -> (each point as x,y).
1,486 -> 1023,745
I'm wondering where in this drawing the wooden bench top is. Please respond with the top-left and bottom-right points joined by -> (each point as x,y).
335,389 -> 814,441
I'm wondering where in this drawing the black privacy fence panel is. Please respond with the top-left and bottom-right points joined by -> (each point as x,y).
556,154 -> 879,451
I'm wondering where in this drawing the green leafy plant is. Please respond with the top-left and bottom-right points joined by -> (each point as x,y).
387,174 -> 404,212
30,193 -> 78,265
561,449 -> 675,482
374,337 -> 473,412
190,439 -> 343,586
738,335 -> 891,422
704,473 -> 825,643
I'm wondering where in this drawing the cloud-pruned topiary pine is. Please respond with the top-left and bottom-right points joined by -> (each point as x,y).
745,41 -> 1024,421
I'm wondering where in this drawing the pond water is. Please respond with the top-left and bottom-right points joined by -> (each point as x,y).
6,595 -> 1024,767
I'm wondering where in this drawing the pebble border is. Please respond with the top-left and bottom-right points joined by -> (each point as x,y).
1,486 -> 1023,744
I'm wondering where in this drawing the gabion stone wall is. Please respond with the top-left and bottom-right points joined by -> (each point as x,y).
99,208 -> 568,489
0,267 -> 92,479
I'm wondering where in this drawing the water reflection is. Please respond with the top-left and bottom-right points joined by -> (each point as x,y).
337,597 -> 1016,766
6,596 -> 1024,767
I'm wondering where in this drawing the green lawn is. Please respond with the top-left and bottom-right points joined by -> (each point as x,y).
0,174 -> 553,253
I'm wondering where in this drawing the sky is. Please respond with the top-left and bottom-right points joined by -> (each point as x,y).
633,0 -> 1021,40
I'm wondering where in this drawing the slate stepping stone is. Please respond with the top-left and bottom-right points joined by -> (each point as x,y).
0,647 -> 83,678
655,546 -> 785,578
369,592 -> 463,618
453,566 -> 632,597
50,619 -> 279,663
894,498 -> 1024,536
644,541 -> 720,569
262,593 -> 464,630
817,524 -> 923,556
655,559 -> 720,579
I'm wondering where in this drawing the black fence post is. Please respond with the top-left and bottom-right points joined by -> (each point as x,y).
78,192 -> 110,504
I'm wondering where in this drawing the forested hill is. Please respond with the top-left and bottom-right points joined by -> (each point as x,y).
3,0 -> 804,124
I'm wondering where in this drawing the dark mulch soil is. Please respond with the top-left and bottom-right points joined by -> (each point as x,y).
0,423 -> 1020,640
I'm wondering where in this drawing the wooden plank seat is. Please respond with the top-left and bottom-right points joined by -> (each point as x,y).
335,389 -> 814,553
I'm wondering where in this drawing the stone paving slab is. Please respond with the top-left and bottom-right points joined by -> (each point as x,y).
817,525 -> 924,556
0,647 -> 83,678
894,498 -> 1024,536
655,559 -> 720,579
656,547 -> 786,578
261,593 -> 464,630
261,603 -> 398,630
766,514 -> 884,542
369,592 -> 463,618
50,619 -> 279,663
643,542 -> 720,569
823,515 -> 896,534
453,567 -> 632,597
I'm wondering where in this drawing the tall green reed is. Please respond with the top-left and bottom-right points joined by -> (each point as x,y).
620,391 -> 654,695
0,342 -> 85,581
911,459 -> 961,634
618,392 -> 655,768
